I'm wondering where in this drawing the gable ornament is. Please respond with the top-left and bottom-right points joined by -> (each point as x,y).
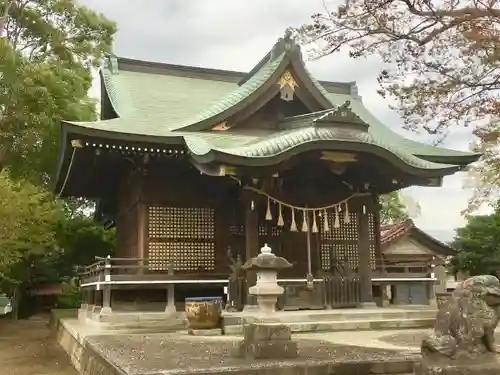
278,70 -> 299,102
212,121 -> 231,131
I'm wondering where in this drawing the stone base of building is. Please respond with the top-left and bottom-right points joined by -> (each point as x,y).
57,318 -> 417,375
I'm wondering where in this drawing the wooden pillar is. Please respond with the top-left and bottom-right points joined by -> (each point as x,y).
244,193 -> 259,309
137,202 -> 147,273
358,203 -> 375,306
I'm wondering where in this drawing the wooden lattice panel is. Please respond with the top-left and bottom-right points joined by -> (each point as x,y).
270,226 -> 283,236
319,207 -> 360,273
367,212 -> 377,269
320,243 -> 358,271
368,213 -> 376,241
148,206 -> 214,239
147,206 -> 216,272
345,243 -> 359,268
320,209 -> 359,242
148,206 -> 168,238
148,241 -> 215,271
320,244 -> 333,271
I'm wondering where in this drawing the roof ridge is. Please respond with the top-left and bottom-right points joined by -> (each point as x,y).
177,51 -> 287,130
239,29 -> 301,85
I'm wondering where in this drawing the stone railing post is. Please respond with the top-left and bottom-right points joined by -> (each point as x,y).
101,255 -> 112,315
165,263 -> 176,314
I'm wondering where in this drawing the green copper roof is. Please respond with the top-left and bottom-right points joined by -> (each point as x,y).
325,93 -> 479,164
61,34 -> 480,179
189,52 -> 285,125
182,114 -> 460,176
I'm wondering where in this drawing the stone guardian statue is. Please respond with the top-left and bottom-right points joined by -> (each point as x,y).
416,275 -> 500,374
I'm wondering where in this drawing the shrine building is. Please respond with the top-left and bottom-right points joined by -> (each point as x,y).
55,33 -> 480,312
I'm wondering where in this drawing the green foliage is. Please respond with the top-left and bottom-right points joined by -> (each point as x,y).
451,210 -> 500,276
379,192 -> 409,225
0,0 -> 116,184
56,279 -> 81,309
296,1 -> 499,209
27,213 -> 115,286
0,1 -> 116,317
0,170 -> 63,318
0,170 -> 62,283
379,191 -> 420,225
55,214 -> 115,277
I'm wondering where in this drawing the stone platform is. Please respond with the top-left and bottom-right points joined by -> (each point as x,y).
57,318 -> 417,375
223,307 -> 437,335
78,306 -> 436,335
79,308 -> 186,332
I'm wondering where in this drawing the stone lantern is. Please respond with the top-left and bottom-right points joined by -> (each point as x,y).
242,244 -> 292,313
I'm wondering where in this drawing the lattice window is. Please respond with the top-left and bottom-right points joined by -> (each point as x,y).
320,207 -> 360,272
148,206 -> 214,239
148,241 -> 215,272
270,226 -> 283,236
367,212 -> 377,269
320,243 -> 358,271
147,206 -> 215,272
320,209 -> 359,242
368,213 -> 376,241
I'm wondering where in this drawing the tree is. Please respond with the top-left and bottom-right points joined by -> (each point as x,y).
380,191 -> 410,225
0,0 -> 116,184
451,210 -> 500,276
295,1 -> 500,209
0,170 -> 62,318
54,214 -> 115,280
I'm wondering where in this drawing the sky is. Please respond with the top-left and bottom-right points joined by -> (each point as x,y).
79,0 -> 490,242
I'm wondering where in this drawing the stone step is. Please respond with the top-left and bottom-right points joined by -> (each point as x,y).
223,317 -> 434,335
222,309 -> 437,326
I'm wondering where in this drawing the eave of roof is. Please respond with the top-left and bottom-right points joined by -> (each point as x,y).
55,31 -> 481,192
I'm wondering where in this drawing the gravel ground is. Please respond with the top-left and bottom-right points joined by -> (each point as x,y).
87,334 -> 415,374
0,315 -> 77,375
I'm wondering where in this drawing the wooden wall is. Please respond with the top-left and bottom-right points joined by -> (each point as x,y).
113,160 -> 383,278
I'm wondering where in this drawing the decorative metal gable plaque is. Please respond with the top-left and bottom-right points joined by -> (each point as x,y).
278,70 -> 299,101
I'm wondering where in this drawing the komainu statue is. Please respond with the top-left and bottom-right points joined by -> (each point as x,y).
416,275 -> 500,375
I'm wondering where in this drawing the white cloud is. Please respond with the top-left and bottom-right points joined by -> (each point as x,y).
80,0 -> 484,241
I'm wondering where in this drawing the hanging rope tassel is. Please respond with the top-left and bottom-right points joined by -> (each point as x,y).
323,209 -> 330,232
301,210 -> 308,232
265,197 -> 272,220
311,211 -> 318,233
334,205 -> 340,228
344,201 -> 350,224
277,203 -> 284,226
290,208 -> 297,231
